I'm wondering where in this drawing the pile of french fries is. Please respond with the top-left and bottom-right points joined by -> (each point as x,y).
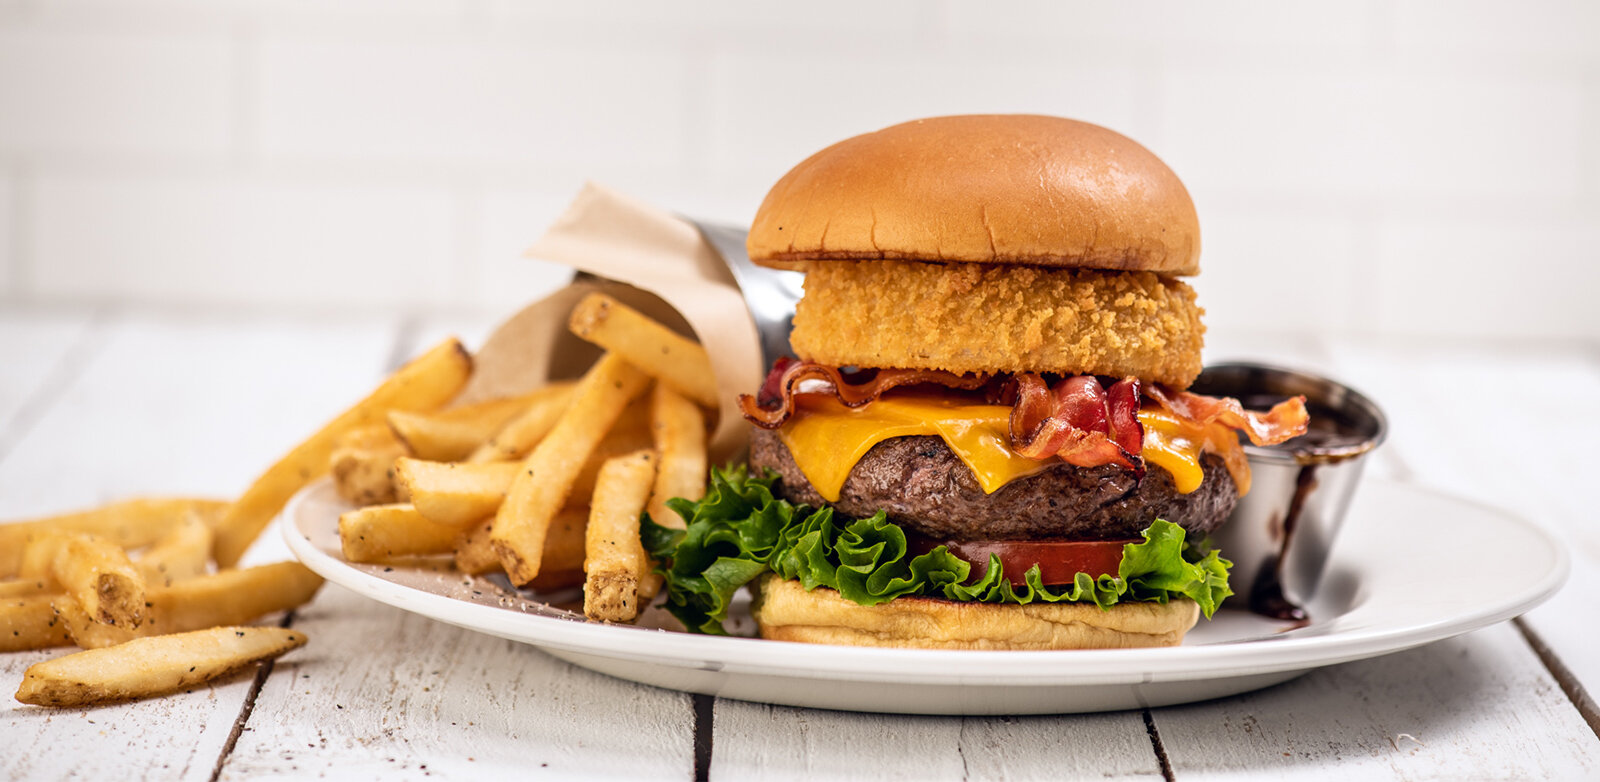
1,293 -> 714,707
2,336 -> 477,706
332,292 -> 713,625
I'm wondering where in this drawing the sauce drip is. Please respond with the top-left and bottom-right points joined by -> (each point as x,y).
1239,396 -> 1376,624
1248,465 -> 1317,625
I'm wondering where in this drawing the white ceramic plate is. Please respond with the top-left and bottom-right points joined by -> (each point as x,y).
283,478 -> 1567,715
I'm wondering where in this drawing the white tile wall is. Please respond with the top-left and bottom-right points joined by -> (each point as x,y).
1391,0 -> 1600,60
0,172 -> 11,295
706,50 -> 1144,187
484,1 -> 930,40
947,1 -> 1382,52
0,2 -> 1594,339
475,187 -> 584,312
31,174 -> 456,308
1188,206 -> 1366,335
257,36 -> 690,174
1159,64 -> 1588,201
1373,217 -> 1600,338
0,26 -> 232,157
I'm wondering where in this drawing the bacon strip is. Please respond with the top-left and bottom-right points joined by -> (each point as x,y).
739,358 -> 988,429
1146,384 -> 1309,446
1007,374 -> 1144,472
740,360 -> 1310,478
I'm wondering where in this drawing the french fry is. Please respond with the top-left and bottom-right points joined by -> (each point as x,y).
568,293 -> 718,409
15,626 -> 308,708
567,412 -> 656,504
490,353 -> 652,586
638,385 -> 707,602
136,511 -> 213,587
583,451 -> 657,622
452,518 -> 502,575
399,407 -> 652,532
0,498 -> 228,578
0,595 -> 73,652
24,533 -> 146,629
454,507 -> 589,591
329,424 -> 409,506
646,384 -> 708,530
395,459 -> 521,528
54,562 -> 323,649
389,385 -> 573,461
213,337 -> 472,567
466,387 -> 576,463
339,504 -> 461,563
0,579 -> 54,599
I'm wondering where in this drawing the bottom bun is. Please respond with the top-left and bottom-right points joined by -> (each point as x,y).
751,574 -> 1199,650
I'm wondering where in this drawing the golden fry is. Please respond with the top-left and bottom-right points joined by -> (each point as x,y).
452,518 -> 501,576
568,293 -> 718,409
136,510 -> 213,587
338,503 -> 460,563
15,626 -> 308,707
454,506 -> 588,591
55,562 -> 323,649
329,424 -> 409,506
0,498 -> 228,578
637,384 -> 707,602
646,384 -> 708,530
0,595 -> 73,652
390,385 -> 572,461
583,451 -> 656,622
567,410 -> 656,505
213,337 -> 472,567
490,354 -> 651,586
465,387 -> 575,463
25,533 -> 146,629
0,579 -> 54,599
395,459 -> 520,528
401,409 -> 650,533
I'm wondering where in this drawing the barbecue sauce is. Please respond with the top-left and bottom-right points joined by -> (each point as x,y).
1241,403 -> 1377,624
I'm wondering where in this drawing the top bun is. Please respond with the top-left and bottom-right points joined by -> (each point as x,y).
747,115 -> 1201,276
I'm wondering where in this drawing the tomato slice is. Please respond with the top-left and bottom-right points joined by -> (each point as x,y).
909,538 -> 1137,587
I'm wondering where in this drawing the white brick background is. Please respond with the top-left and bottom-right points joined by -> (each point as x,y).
0,0 -> 1596,340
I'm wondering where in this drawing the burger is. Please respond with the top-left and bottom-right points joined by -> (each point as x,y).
642,115 -> 1308,649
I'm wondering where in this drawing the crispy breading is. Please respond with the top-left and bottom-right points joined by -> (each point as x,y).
789,261 -> 1204,386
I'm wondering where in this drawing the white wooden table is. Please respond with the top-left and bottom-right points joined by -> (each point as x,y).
1,305 -> 1596,781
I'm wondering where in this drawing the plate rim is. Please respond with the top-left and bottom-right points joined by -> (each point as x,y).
283,478 -> 1568,686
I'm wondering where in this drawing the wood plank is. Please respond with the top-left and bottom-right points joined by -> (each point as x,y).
1149,335 -> 1600,775
218,585 -> 696,780
711,699 -> 1162,781
0,310 -> 400,520
0,309 -> 400,782
220,307 -> 698,779
1153,624 -> 1599,779
1321,337 -> 1600,708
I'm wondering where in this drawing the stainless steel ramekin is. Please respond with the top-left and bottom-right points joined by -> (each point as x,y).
1190,363 -> 1388,621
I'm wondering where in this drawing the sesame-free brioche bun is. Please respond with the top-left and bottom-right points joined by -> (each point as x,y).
751,574 -> 1200,650
747,115 -> 1201,276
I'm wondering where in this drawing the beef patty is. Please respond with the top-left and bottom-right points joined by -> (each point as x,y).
749,427 -> 1238,541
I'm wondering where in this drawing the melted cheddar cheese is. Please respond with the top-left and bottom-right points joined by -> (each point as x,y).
776,396 -> 1253,501
1138,407 -> 1252,496
777,396 -> 1048,502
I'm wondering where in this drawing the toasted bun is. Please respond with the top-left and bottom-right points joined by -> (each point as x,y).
748,115 -> 1200,276
751,574 -> 1199,650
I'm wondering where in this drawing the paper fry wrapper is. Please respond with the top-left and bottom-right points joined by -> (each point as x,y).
455,183 -> 764,463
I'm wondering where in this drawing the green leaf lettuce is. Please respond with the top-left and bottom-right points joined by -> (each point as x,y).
643,466 -> 1233,635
